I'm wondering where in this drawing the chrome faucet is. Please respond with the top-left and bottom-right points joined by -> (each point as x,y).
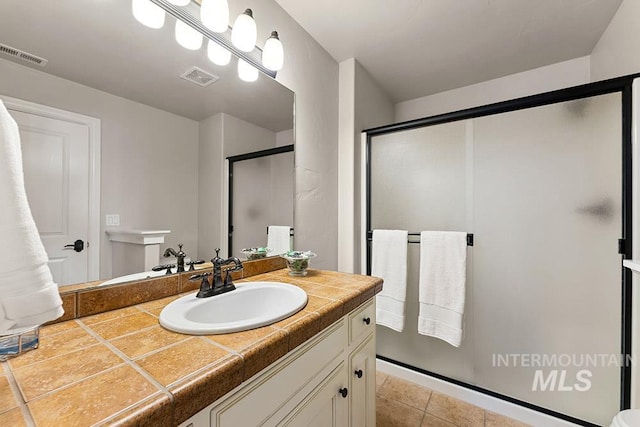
190,248 -> 243,298
163,243 -> 186,272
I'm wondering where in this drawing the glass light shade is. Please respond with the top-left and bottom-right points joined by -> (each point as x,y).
231,9 -> 257,52
175,20 -> 203,50
237,59 -> 258,82
262,31 -> 284,71
132,0 -> 165,29
207,40 -> 231,66
167,0 -> 190,5
201,0 -> 229,33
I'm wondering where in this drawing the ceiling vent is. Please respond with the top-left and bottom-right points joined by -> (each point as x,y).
180,66 -> 219,87
0,43 -> 48,67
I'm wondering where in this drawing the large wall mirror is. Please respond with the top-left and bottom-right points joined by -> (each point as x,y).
0,0 -> 295,288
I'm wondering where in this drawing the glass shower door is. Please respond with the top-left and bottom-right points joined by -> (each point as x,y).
370,91 -> 624,426
472,93 -> 622,425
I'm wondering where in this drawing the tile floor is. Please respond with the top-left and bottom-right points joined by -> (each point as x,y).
376,371 -> 530,427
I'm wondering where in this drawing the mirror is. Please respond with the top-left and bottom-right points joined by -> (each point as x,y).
227,146 -> 294,259
0,0 -> 295,288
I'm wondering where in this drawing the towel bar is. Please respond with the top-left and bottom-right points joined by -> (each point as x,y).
366,231 -> 474,247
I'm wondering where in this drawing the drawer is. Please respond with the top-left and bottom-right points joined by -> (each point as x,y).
348,299 -> 375,346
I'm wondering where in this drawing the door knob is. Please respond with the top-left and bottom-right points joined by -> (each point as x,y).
63,239 -> 84,252
339,387 -> 348,398
354,369 -> 363,378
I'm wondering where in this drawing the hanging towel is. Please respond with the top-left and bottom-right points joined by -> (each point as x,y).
372,229 -> 408,332
418,231 -> 467,347
0,99 -> 63,333
267,225 -> 292,255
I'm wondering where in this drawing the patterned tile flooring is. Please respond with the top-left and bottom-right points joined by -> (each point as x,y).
376,372 -> 531,427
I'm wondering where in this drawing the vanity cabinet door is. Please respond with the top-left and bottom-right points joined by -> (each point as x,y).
349,334 -> 376,427
279,362 -> 348,427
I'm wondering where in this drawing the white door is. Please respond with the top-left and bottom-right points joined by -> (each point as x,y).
9,109 -> 92,286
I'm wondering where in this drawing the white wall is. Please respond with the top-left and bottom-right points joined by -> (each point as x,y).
338,58 -> 394,273
591,0 -> 640,81
395,56 -> 591,122
222,113 -> 276,157
276,129 -> 294,147
197,113 -> 224,258
248,0 -> 340,269
0,58 -> 199,280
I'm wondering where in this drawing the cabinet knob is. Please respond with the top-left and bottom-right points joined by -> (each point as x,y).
339,387 -> 348,398
363,317 -> 371,325
354,369 -> 363,378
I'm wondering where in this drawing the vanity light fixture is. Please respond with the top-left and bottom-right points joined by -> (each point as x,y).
207,40 -> 231,66
132,0 -> 165,29
231,9 -> 257,53
262,31 -> 284,71
175,19 -> 203,50
200,0 -> 229,33
135,0 -> 281,80
237,58 -> 258,82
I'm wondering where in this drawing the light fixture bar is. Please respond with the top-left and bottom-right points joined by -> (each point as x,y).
148,0 -> 277,78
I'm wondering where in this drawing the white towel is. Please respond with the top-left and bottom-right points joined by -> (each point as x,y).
418,231 -> 467,347
0,100 -> 63,333
267,225 -> 292,255
372,230 -> 408,332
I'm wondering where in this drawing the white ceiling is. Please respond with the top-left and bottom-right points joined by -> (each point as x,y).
0,0 -> 294,131
275,0 -> 622,102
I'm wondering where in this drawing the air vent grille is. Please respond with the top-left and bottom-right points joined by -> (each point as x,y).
180,66 -> 219,87
0,43 -> 48,67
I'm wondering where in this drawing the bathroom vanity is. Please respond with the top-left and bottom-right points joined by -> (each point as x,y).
0,261 -> 382,426
182,299 -> 376,427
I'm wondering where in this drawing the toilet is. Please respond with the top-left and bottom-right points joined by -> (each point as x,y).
611,410 -> 640,427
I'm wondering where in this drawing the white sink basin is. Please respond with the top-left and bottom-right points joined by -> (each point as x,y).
159,281 -> 308,335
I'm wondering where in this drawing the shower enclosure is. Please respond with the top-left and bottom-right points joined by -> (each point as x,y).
365,78 -> 634,426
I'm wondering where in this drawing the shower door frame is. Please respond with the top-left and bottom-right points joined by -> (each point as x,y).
364,75 -> 636,425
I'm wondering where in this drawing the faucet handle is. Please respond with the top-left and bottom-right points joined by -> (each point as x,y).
189,272 -> 211,281
152,263 -> 175,275
186,259 -> 205,271
191,272 -> 213,298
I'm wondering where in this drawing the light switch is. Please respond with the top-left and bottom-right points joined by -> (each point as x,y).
106,214 -> 120,226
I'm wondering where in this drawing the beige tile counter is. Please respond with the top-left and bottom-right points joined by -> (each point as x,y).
1,268 -> 382,426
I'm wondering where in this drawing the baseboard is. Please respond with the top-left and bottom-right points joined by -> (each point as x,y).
376,358 -> 581,427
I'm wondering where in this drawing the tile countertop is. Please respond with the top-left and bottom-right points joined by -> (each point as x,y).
0,269 -> 383,427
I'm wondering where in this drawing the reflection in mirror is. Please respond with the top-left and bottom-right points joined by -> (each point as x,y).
0,0 -> 294,289
228,146 -> 294,259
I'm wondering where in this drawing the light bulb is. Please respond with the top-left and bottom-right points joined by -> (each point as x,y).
175,20 -> 203,50
167,0 -> 190,5
201,0 -> 229,33
238,59 -> 258,82
132,0 -> 165,29
207,40 -> 231,66
262,31 -> 284,71
231,9 -> 257,52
